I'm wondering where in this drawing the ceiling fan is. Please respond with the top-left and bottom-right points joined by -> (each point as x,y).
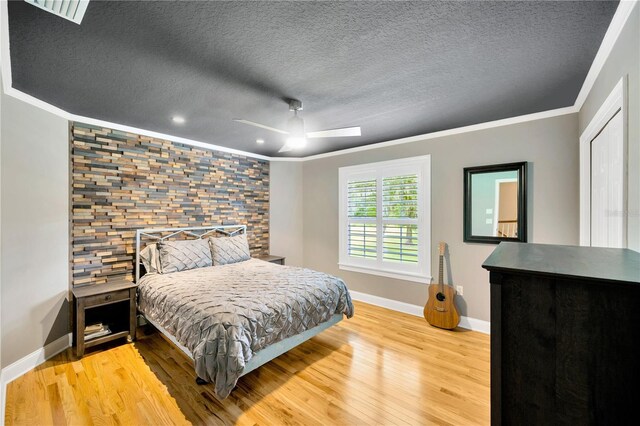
233,99 -> 361,152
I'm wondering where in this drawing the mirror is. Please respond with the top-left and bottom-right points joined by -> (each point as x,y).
464,162 -> 527,244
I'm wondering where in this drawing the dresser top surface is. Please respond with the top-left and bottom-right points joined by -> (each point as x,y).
482,243 -> 640,285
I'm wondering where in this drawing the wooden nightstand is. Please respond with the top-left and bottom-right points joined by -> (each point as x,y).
257,255 -> 286,265
72,279 -> 137,357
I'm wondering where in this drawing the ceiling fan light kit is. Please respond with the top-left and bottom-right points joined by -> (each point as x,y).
288,99 -> 303,111
234,98 -> 361,152
285,137 -> 307,149
286,109 -> 307,148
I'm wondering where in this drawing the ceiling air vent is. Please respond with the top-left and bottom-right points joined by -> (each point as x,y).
24,0 -> 90,25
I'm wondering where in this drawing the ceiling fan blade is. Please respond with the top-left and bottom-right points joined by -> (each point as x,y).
233,119 -> 289,135
306,126 -> 361,138
278,144 -> 293,153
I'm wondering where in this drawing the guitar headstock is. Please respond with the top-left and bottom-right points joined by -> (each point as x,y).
438,242 -> 446,256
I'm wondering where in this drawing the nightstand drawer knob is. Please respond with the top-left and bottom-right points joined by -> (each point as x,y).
105,295 -> 112,301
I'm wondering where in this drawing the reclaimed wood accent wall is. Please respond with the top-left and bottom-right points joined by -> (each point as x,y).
71,123 -> 269,286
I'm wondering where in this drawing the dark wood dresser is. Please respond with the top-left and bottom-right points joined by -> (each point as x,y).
482,243 -> 640,425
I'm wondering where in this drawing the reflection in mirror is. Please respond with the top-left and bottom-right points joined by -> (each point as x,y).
464,162 -> 527,244
470,170 -> 518,238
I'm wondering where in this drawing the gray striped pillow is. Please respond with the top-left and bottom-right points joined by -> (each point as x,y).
209,234 -> 251,266
158,239 -> 212,273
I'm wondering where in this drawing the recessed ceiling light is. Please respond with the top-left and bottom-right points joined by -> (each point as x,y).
172,116 -> 185,124
256,139 -> 265,144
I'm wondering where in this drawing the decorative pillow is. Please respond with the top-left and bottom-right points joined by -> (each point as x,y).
140,243 -> 163,274
158,239 -> 213,273
209,234 -> 251,266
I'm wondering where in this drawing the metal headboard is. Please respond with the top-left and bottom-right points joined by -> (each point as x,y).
135,225 -> 246,282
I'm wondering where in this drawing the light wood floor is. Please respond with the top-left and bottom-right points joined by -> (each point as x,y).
5,301 -> 490,425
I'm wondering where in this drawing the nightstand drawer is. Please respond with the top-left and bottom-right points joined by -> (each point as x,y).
83,289 -> 130,307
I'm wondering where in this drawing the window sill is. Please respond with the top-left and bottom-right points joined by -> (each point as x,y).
338,263 -> 431,284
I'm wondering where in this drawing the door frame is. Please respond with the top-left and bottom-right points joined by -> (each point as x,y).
493,178 -> 518,237
579,76 -> 628,246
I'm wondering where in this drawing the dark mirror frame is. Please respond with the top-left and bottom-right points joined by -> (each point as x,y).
463,161 -> 527,244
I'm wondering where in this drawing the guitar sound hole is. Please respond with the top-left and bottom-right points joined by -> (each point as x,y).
436,292 -> 446,302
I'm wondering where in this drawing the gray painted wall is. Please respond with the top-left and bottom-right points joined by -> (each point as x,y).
1,91 -> 70,367
579,4 -> 640,252
270,161 -> 304,267
300,114 -> 580,322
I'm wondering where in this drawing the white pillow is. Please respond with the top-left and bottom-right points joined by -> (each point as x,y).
158,239 -> 213,273
209,234 -> 251,266
140,243 -> 162,274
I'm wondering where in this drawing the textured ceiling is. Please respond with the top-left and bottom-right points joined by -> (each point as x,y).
8,1 -> 618,157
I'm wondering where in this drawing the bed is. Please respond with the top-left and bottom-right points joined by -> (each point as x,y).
135,225 -> 354,399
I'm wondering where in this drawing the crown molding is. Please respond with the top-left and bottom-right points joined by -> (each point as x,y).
6,84 -> 272,161
0,0 -> 11,92
295,106 -> 578,162
573,0 -> 637,110
1,0 -> 634,162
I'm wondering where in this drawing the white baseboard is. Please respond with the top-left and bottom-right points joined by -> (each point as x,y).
349,290 -> 490,334
457,316 -> 491,334
1,333 -> 72,384
1,333 -> 72,424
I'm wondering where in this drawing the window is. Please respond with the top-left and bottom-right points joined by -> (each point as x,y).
339,155 -> 431,283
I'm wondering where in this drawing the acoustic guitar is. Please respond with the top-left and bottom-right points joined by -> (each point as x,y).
424,242 -> 460,330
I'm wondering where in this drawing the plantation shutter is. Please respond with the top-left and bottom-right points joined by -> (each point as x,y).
347,179 -> 377,259
382,174 -> 419,263
339,155 -> 430,282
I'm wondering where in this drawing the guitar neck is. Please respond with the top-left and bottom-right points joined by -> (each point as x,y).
439,255 -> 444,290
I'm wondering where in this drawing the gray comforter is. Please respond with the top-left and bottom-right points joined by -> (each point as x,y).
137,259 -> 353,398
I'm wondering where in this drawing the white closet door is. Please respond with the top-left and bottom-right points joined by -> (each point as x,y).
590,109 -> 624,248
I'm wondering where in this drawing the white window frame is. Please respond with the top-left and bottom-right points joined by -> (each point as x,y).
338,155 -> 431,284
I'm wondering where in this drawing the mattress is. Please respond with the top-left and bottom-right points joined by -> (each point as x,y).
137,258 -> 353,398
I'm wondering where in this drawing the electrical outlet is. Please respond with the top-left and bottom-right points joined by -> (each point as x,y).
456,286 -> 464,296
